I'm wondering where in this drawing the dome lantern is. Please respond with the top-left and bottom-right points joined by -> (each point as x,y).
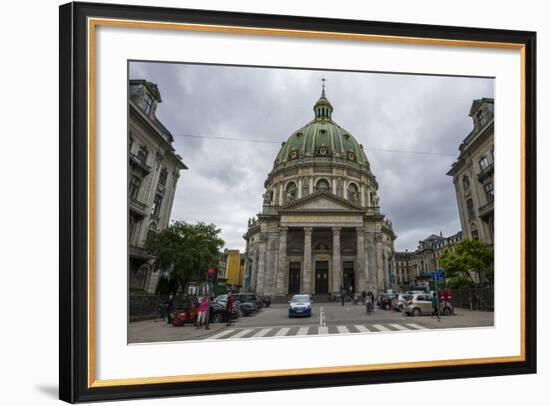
314,81 -> 333,120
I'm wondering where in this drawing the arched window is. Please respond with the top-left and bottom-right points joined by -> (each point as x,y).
129,175 -> 141,200
316,179 -> 330,192
285,182 -> 297,202
347,183 -> 359,203
470,222 -> 479,240
462,175 -> 470,191
137,146 -> 148,165
479,156 -> 489,171
146,222 -> 158,244
158,168 -> 168,186
466,198 -> 475,219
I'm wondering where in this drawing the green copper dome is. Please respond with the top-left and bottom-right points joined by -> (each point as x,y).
274,91 -> 369,166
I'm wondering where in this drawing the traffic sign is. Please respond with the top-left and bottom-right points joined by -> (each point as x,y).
431,272 -> 440,281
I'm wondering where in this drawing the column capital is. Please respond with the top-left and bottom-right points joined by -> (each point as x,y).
332,226 -> 342,233
304,227 -> 313,235
279,226 -> 289,233
355,226 -> 365,233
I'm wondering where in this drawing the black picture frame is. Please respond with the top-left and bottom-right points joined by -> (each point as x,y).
59,1 -> 537,403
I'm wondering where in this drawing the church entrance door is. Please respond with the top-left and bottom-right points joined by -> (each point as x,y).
343,261 -> 355,293
315,261 -> 329,294
288,262 -> 301,294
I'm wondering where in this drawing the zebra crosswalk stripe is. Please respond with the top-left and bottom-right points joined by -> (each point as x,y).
230,329 -> 253,339
406,323 -> 426,330
207,323 -> 428,340
251,328 -> 272,338
274,327 -> 291,337
389,323 -> 410,331
354,325 -> 371,333
296,327 -> 309,336
207,329 -> 236,340
336,326 -> 350,334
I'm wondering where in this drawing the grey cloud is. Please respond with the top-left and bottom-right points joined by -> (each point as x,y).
130,62 -> 493,251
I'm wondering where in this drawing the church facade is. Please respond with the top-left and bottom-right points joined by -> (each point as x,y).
244,89 -> 396,297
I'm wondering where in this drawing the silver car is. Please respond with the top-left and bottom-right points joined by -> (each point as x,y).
403,293 -> 434,316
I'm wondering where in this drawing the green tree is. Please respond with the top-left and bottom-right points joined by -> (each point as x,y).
439,239 -> 494,288
147,221 -> 224,293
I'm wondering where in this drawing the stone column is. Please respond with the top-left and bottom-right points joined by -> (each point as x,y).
275,227 -> 288,294
257,241 -> 266,293
310,178 -> 314,193
360,184 -> 365,206
356,227 -> 366,292
376,235 -> 385,293
332,227 -> 342,294
303,227 -> 313,294
298,178 -> 302,199
249,253 -> 257,292
343,181 -> 348,199
279,184 -> 284,206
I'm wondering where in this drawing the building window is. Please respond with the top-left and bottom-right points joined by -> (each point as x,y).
479,156 -> 489,171
484,182 -> 494,202
129,133 -> 134,152
462,175 -> 470,191
477,110 -> 488,127
129,175 -> 141,200
137,146 -> 148,165
472,229 -> 479,240
151,194 -> 163,218
142,93 -> 153,114
347,183 -> 359,203
146,223 -> 158,245
466,198 -> 475,219
316,179 -> 330,192
285,182 -> 297,202
158,168 -> 168,186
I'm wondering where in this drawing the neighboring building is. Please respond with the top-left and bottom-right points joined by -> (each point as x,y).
128,79 -> 187,293
395,250 -> 417,287
218,251 -> 228,280
448,98 -> 494,245
225,249 -> 244,289
244,87 -> 396,297
395,231 -> 462,287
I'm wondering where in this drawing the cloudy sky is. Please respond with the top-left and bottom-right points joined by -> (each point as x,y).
130,62 -> 493,252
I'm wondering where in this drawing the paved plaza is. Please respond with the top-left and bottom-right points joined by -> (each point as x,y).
128,302 -> 494,344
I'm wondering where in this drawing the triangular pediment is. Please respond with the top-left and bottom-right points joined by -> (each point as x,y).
281,191 -> 363,212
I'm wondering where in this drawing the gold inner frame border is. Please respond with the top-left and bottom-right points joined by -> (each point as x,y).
86,17 -> 527,388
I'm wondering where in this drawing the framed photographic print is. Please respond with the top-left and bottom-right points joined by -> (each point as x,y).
59,1 -> 537,403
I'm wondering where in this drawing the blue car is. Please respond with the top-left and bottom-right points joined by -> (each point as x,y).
288,294 -> 312,318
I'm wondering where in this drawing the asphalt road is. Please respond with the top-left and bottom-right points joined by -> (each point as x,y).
128,302 -> 494,343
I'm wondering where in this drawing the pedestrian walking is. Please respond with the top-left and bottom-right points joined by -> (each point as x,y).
431,291 -> 440,321
165,294 -> 174,325
226,291 -> 234,326
196,294 -> 209,329
365,292 -> 373,314
340,286 -> 345,306
368,291 -> 375,312
204,292 -> 214,330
